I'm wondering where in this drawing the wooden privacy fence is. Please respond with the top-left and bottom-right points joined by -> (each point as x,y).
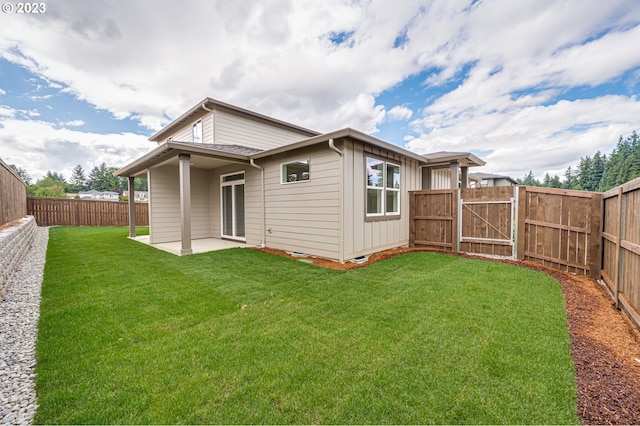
410,186 -> 602,279
27,197 -> 149,227
410,182 -> 640,330
601,178 -> 640,329
517,186 -> 602,278
0,158 -> 27,227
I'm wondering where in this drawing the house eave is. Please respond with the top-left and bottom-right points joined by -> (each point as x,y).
114,141 -> 251,177
421,151 -> 486,168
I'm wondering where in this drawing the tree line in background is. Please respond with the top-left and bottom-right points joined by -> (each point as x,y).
8,162 -> 147,199
517,131 -> 640,191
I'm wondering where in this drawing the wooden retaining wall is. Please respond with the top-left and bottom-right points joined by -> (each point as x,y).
27,197 -> 149,227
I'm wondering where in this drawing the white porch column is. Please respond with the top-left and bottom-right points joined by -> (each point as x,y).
450,161 -> 459,189
128,176 -> 136,237
179,154 -> 192,255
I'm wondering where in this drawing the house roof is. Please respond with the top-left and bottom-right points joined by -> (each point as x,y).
421,151 -> 486,168
469,172 -> 518,184
115,129 -> 432,177
114,141 -> 254,177
250,128 -> 430,165
149,98 -> 320,142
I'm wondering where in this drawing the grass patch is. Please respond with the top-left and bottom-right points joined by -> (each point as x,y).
35,227 -> 578,424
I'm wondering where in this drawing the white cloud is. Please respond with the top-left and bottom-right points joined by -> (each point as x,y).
62,119 -> 85,127
387,105 -> 413,121
0,0 -> 639,180
0,87 -> 6,95
0,117 -> 150,180
0,105 -> 15,117
407,95 -> 640,179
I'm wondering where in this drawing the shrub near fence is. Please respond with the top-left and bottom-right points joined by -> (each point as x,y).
0,158 -> 27,227
27,197 -> 149,227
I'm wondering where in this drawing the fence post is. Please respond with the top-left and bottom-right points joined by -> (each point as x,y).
455,189 -> 461,252
516,186 -> 527,260
588,193 -> 603,279
409,191 -> 415,247
616,189 -> 627,309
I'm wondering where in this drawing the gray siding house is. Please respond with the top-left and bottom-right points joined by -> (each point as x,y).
116,98 -> 482,262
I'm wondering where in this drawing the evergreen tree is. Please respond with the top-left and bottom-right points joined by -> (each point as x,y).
88,162 -> 118,191
68,164 -> 88,193
563,167 -> 577,189
577,156 -> 592,191
549,175 -> 562,188
518,170 -> 541,186
8,164 -> 32,185
45,170 -> 66,183
630,131 -> 640,180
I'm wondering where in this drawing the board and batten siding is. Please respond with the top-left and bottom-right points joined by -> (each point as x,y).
342,139 -> 422,260
430,168 -> 452,190
209,165 -> 263,246
261,145 -> 342,260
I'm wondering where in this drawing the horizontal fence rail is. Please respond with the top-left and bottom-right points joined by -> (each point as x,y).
27,197 -> 149,227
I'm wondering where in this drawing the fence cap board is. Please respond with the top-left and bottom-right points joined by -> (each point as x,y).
522,185 -> 599,198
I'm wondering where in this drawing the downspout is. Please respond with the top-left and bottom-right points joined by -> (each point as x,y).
201,102 -> 215,146
249,158 -> 266,248
328,138 -> 343,156
328,138 -> 345,262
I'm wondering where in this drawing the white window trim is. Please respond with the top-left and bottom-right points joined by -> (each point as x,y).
192,119 -> 203,143
366,157 -> 401,218
280,158 -> 310,184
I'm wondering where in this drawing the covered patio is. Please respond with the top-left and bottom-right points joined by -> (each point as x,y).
129,235 -> 252,256
115,141 -> 260,255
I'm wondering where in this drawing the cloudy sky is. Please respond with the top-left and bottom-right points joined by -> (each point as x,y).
1,0 -> 639,182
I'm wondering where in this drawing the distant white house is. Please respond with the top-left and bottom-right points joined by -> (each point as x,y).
78,190 -> 120,201
469,172 -> 518,188
122,190 -> 149,202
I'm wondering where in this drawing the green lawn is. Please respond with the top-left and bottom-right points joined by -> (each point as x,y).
35,227 -> 579,424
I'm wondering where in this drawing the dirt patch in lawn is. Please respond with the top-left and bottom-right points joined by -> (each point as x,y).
255,246 -> 640,424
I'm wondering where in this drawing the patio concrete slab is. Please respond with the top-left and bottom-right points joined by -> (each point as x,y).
129,235 -> 252,255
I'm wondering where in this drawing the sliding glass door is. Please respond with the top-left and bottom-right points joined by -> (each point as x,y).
221,172 -> 245,240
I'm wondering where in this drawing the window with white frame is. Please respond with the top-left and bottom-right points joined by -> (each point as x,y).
281,159 -> 310,183
366,157 -> 400,217
192,120 -> 202,143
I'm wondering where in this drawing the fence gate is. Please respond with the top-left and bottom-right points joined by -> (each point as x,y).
459,187 -> 516,259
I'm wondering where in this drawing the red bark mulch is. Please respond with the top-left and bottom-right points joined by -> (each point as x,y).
255,246 -> 640,424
